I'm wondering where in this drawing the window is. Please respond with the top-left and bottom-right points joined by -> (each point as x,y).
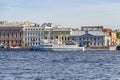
65,37 -> 66,40
101,38 -> 103,41
62,37 -> 64,40
102,43 -> 104,45
94,38 -> 96,41
97,43 -> 99,46
20,40 -> 22,44
83,37 -> 85,40
56,36 -> 58,39
98,38 -> 100,41
51,37 -> 53,40
90,43 -> 92,45
94,43 -> 96,45
72,38 -> 74,40
87,37 -> 89,41
7,33 -> 9,37
68,37 -> 69,40
20,32 -> 22,37
16,33 -> 17,37
79,38 -> 81,41
33,32 -> 35,35
3,33 -> 5,37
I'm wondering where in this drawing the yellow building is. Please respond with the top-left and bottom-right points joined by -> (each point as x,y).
44,27 -> 70,44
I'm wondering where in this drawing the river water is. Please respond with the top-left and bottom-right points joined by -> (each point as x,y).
0,51 -> 120,80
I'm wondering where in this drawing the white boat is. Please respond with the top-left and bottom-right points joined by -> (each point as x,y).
31,40 -> 85,51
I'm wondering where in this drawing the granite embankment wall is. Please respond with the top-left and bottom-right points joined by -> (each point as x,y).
0,46 -> 117,51
109,46 -> 116,51
0,48 -> 31,51
85,46 -> 116,51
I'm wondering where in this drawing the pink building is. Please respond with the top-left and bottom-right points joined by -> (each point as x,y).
103,28 -> 117,46
111,32 -> 117,46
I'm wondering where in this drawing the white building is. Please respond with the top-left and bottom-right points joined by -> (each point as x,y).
23,25 -> 44,47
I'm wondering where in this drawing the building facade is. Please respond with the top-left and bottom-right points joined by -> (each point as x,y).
44,26 -> 70,44
81,26 -> 104,31
23,26 -> 44,47
0,27 -> 23,48
70,30 -> 111,47
103,28 -> 117,46
23,23 -> 70,48
116,32 -> 120,45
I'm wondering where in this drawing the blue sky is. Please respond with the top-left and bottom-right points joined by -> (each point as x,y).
0,0 -> 120,29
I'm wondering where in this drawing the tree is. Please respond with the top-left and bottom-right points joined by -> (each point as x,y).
117,32 -> 120,39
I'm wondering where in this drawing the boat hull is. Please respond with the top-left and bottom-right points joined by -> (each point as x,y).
31,45 -> 85,51
52,48 -> 84,51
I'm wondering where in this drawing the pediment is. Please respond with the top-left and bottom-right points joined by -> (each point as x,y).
80,33 -> 94,37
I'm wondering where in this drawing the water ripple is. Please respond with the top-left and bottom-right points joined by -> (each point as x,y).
0,51 -> 120,80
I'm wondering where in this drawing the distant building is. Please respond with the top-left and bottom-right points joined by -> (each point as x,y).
23,25 -> 44,47
116,32 -> 120,45
0,26 -> 23,48
70,29 -> 111,47
0,21 -> 36,27
110,32 -> 117,46
81,26 -> 104,31
44,25 -> 70,44
103,28 -> 117,46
